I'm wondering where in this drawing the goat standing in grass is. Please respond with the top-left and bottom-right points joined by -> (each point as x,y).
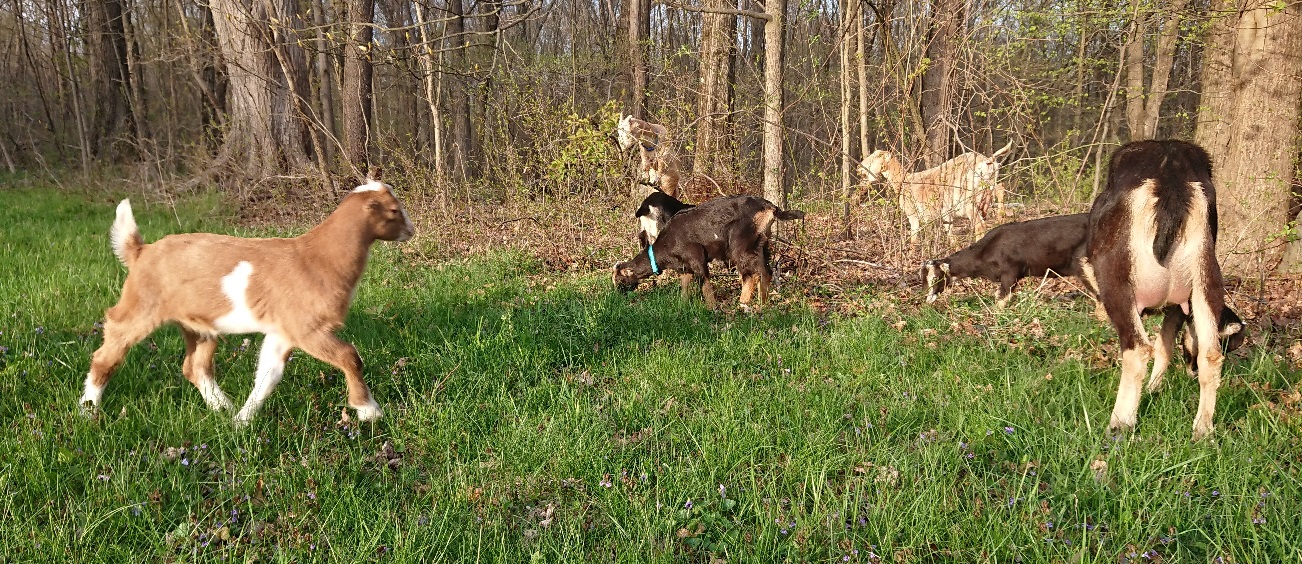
854,141 -> 1012,244
81,179 -> 415,425
1088,140 -> 1227,439
614,195 -> 804,310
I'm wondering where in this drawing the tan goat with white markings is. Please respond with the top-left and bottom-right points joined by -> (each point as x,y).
80,179 -> 415,425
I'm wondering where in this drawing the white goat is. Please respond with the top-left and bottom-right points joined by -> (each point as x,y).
616,114 -> 682,198
856,141 -> 1012,243
80,179 -> 415,425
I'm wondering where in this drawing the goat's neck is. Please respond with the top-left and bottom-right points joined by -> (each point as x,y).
298,208 -> 375,295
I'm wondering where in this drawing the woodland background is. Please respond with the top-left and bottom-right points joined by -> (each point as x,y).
1,0 -> 1300,276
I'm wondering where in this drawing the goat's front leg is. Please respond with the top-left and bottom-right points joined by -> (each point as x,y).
679,273 -> 695,299
233,333 -> 293,426
298,332 -> 382,422
1147,306 -> 1184,393
995,275 -> 1018,308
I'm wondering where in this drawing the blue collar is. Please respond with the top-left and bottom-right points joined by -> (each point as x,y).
647,245 -> 660,274
641,142 -> 657,152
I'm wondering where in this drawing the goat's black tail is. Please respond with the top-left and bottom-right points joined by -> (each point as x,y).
776,209 -> 806,221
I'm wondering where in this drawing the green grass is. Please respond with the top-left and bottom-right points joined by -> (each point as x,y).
0,185 -> 1299,562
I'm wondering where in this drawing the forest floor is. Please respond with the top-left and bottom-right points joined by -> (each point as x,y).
2,177 -> 1301,561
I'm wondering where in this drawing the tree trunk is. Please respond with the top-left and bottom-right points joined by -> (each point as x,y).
311,0 -> 337,166
762,0 -> 785,209
446,0 -> 475,180
208,0 -> 313,176
840,0 -> 857,234
694,0 -> 736,179
1194,0 -> 1302,276
627,0 -> 650,116
342,0 -> 375,176
920,0 -> 962,167
1124,0 -> 1188,140
83,0 -> 136,157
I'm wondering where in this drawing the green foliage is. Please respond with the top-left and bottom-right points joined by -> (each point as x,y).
1,188 -> 1300,561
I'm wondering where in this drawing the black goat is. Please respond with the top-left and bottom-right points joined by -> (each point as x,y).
614,195 -> 804,309
922,213 -> 1096,307
635,191 -> 695,249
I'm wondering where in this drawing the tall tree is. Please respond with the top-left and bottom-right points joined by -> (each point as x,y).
920,0 -> 963,166
762,0 -> 785,209
83,0 -> 137,157
311,0 -> 338,165
626,0 -> 651,116
1123,0 -> 1188,140
446,0 -> 475,180
694,0 -> 736,179
342,0 -> 376,174
208,0 -> 314,176
1194,0 -> 1302,275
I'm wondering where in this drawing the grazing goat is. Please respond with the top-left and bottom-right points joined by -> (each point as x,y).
616,114 -> 682,198
614,195 -> 804,309
635,190 -> 695,249
922,213 -> 1097,308
81,179 -> 415,425
855,141 -> 1012,243
1087,139 -> 1227,439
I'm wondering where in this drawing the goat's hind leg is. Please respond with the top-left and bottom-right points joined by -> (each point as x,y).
1189,287 -> 1226,440
232,332 -> 293,426
81,305 -> 157,413
1106,303 -> 1153,433
297,332 -> 383,421
181,329 -> 233,411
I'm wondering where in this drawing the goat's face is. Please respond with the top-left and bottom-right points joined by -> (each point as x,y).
922,260 -> 951,303
860,150 -> 892,183
613,262 -> 641,292
616,115 -> 639,152
354,182 -> 415,242
973,141 -> 1013,185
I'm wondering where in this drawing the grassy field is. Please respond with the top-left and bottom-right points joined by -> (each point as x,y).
1,183 -> 1299,562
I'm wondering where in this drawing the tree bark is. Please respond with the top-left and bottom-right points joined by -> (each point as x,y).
1124,0 -> 1188,140
342,0 -> 376,175
83,0 -> 136,157
840,0 -> 857,233
762,0 -> 786,209
1194,0 -> 1302,276
446,0 -> 475,180
311,0 -> 337,166
208,0 -> 314,176
694,0 -> 736,179
627,0 -> 651,116
920,0 -> 963,166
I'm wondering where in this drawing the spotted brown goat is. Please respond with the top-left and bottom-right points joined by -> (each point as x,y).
1087,140 -> 1228,439
81,179 -> 415,425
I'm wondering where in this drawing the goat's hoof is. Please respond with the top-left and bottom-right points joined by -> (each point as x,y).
78,401 -> 99,418
1192,418 -> 1214,441
231,412 -> 254,428
1107,416 -> 1135,434
354,401 -> 384,422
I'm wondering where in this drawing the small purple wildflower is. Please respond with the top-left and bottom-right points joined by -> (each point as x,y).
97,474 -> 109,482
1212,490 -> 1220,497
1252,516 -> 1266,525
684,499 -> 692,510
181,458 -> 190,466
718,484 -> 726,498
307,491 -> 316,500
986,429 -> 994,436
1003,426 -> 1015,435
35,327 -> 44,334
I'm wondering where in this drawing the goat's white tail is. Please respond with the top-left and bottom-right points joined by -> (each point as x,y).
110,199 -> 144,267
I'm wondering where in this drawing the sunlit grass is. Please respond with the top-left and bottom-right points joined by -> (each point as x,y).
0,184 -> 1298,561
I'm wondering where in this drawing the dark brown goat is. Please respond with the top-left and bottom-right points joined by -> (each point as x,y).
922,213 -> 1096,307
614,195 -> 804,309
1088,139 -> 1227,439
635,190 -> 695,249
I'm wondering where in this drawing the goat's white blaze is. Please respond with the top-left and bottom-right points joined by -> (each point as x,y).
213,262 -> 268,334
638,215 -> 659,243
1125,180 -> 1210,312
233,333 -> 293,425
352,180 -> 390,193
